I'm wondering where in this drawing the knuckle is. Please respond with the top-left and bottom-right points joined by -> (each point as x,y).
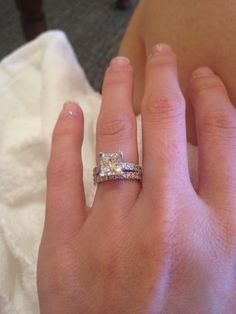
103,253 -> 121,280
144,94 -> 185,122
41,263 -> 63,295
136,221 -> 173,268
201,109 -> 236,138
47,158 -> 79,186
191,74 -> 225,97
147,52 -> 177,69
105,69 -> 133,87
52,125 -> 77,145
97,113 -> 134,142
38,247 -> 75,298
215,217 -> 236,254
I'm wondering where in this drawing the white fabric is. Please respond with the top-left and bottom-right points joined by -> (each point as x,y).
0,30 -> 198,314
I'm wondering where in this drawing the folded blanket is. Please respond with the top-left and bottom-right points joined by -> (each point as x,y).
0,30 -> 198,314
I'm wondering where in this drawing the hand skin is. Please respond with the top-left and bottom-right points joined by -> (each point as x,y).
37,44 -> 236,314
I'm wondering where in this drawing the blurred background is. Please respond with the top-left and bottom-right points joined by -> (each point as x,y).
0,0 -> 138,91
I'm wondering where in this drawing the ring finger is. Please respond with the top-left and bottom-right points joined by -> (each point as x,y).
93,57 -> 140,213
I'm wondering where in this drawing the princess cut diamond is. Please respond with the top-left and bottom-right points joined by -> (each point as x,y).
99,152 -> 123,176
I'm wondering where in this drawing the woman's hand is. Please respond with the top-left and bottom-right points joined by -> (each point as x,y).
37,44 -> 236,314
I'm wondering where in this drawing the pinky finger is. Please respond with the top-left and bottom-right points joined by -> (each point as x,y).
45,102 -> 86,244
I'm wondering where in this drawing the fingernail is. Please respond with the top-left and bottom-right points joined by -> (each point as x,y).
151,43 -> 172,56
109,56 -> 131,69
61,101 -> 80,118
192,67 -> 214,79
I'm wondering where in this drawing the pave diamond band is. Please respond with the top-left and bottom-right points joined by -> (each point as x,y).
93,151 -> 142,184
94,171 -> 142,184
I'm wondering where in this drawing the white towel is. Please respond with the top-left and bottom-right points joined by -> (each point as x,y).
0,30 -> 198,314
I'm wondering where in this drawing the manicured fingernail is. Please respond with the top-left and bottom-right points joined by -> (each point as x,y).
61,101 -> 80,118
110,56 -> 131,69
151,43 -> 172,56
192,67 -> 214,79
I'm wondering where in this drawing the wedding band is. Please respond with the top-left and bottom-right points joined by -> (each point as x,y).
93,152 -> 142,184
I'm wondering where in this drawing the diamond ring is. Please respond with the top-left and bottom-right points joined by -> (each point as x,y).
93,152 -> 142,184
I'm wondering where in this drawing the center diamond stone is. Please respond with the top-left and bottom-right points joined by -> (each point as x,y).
100,152 -> 123,176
